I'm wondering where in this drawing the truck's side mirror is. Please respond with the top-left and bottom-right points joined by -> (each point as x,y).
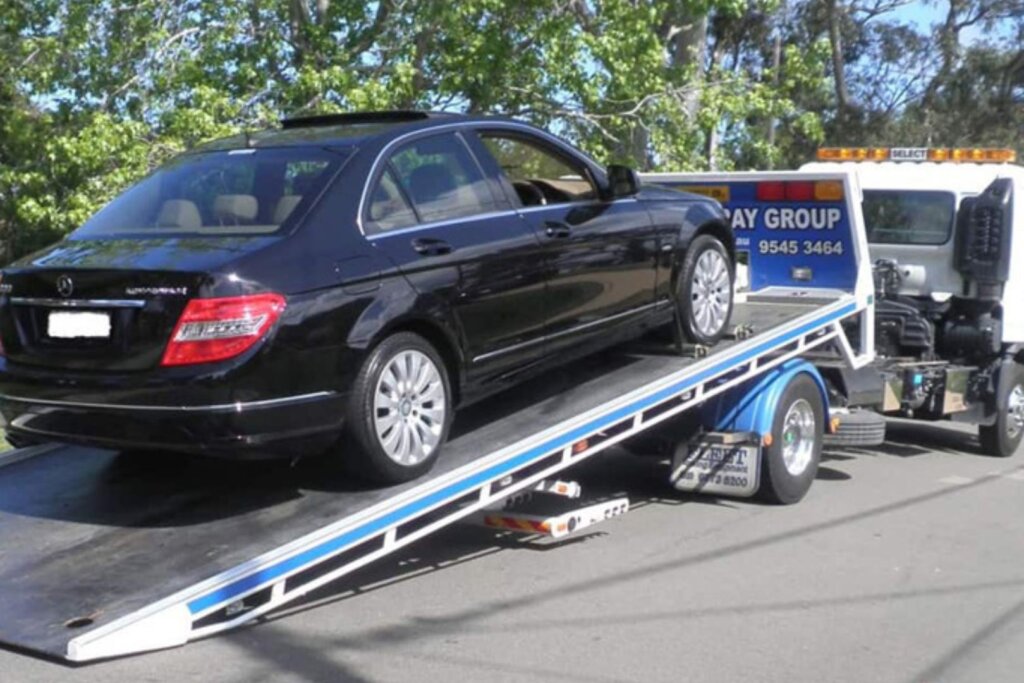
954,178 -> 1013,300
607,164 -> 640,199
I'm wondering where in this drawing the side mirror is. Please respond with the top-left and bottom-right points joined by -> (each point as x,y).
954,177 -> 1013,301
606,164 -> 640,199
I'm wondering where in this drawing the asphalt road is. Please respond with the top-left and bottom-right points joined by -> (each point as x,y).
2,418 -> 1023,683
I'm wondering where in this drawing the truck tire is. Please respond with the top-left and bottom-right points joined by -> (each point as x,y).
758,373 -> 824,505
677,235 -> 734,346
979,363 -> 1024,458
823,409 -> 886,448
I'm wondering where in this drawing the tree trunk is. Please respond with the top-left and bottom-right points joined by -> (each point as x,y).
826,0 -> 850,116
765,28 -> 782,164
921,0 -> 963,112
668,15 -> 708,121
288,0 -> 312,68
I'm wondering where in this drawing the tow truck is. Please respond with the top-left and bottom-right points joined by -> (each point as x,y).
643,146 -> 1024,458
0,169 -> 873,662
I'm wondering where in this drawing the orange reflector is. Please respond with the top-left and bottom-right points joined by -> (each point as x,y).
674,185 -> 731,202
573,439 -> 589,454
762,433 -> 773,447
830,416 -> 841,434
814,181 -> 844,201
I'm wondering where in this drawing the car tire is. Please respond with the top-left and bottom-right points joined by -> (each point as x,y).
677,234 -> 734,346
979,362 -> 1024,458
345,332 -> 453,484
758,373 -> 824,505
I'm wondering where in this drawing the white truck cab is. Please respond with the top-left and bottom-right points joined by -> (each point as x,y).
803,148 -> 1024,455
802,149 -> 1024,344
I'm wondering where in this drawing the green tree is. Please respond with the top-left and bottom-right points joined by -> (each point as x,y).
34,0 -> 1024,263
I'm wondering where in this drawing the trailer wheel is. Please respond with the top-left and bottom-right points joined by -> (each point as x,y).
345,332 -> 453,483
758,373 -> 824,505
979,363 -> 1024,458
677,235 -> 734,345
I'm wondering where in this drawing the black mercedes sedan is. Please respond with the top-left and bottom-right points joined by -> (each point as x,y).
0,111 -> 734,483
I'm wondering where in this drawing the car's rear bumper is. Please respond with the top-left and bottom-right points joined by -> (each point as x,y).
0,365 -> 346,458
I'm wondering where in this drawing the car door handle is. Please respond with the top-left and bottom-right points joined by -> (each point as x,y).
544,221 -> 572,238
411,238 -> 453,256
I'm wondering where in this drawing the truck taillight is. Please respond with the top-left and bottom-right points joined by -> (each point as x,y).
755,180 -> 844,202
161,293 -> 286,366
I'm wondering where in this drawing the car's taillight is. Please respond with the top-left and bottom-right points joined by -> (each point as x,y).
161,293 -> 286,366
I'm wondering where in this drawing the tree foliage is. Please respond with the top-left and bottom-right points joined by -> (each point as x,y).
0,0 -> 1021,260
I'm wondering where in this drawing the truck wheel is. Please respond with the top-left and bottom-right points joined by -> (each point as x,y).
979,363 -> 1024,458
345,332 -> 453,484
758,374 -> 824,504
677,235 -> 733,345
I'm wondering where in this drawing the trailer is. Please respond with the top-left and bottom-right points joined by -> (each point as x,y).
0,170 -> 873,662
644,149 -> 1024,458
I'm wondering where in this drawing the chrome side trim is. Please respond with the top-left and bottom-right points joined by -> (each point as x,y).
365,209 -> 520,240
365,196 -> 642,241
514,198 -> 638,216
472,300 -> 667,363
10,297 -> 147,309
0,391 -> 338,413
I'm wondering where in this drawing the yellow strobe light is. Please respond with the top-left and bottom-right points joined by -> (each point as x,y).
816,147 -> 1016,164
816,147 -> 890,161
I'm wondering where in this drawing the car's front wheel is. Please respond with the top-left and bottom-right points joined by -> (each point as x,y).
345,332 -> 453,484
677,234 -> 733,346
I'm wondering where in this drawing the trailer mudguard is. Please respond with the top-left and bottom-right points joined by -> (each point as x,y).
700,359 -> 829,438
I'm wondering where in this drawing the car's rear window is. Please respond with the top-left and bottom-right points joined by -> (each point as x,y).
73,148 -> 346,237
862,190 -> 956,245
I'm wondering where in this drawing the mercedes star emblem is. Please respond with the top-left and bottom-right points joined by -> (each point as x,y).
56,274 -> 74,298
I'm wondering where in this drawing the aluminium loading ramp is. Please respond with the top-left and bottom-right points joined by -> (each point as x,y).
0,293 -> 865,661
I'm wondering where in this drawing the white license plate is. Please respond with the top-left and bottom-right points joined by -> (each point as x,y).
47,311 -> 111,339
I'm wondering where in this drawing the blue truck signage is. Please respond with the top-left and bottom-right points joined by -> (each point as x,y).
650,180 -> 859,292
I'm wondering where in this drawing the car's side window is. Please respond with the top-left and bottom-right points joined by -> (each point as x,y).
480,134 -> 597,207
369,167 -> 418,232
382,133 -> 496,225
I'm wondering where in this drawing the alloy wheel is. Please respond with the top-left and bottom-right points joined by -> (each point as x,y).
691,249 -> 731,338
373,350 -> 447,466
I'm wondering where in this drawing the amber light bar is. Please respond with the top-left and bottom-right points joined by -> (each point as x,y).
816,147 -> 1016,164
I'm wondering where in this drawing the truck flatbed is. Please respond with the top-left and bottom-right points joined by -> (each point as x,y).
0,293 -> 861,661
